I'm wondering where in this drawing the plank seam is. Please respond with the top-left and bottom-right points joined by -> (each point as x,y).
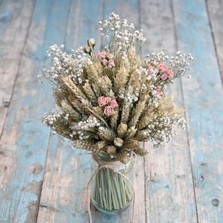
36,132 -> 52,222
64,0 -> 73,47
170,0 -> 199,222
36,0 -> 73,220
100,0 -> 106,51
205,0 -> 223,84
138,1 -> 147,222
0,0 -> 37,140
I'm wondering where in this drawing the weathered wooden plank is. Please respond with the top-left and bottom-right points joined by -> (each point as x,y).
36,1 -> 104,222
141,0 -> 198,222
37,1 -> 146,222
100,1 -> 146,222
207,0 -> 223,81
173,0 -> 223,222
0,0 -> 35,136
0,0 -> 70,222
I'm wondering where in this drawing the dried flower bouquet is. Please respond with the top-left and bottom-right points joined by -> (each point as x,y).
40,12 -> 193,215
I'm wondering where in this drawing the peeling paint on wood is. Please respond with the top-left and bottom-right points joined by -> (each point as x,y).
0,0 -> 223,222
173,0 -> 223,222
0,0 -> 35,135
141,0 -> 198,222
0,0 -> 70,222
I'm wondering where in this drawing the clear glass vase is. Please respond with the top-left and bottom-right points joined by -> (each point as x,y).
91,153 -> 133,215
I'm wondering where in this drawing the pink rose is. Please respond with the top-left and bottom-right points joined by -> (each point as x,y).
167,69 -> 174,78
155,89 -> 162,98
101,59 -> 108,66
105,52 -> 113,59
108,59 -> 115,68
110,99 -> 118,108
161,73 -> 169,80
98,96 -> 112,107
104,106 -> 115,116
97,52 -> 106,60
158,64 -> 168,72
97,51 -> 115,68
98,96 -> 108,107
105,97 -> 112,103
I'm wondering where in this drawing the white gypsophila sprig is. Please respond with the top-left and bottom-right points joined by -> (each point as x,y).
174,115 -> 186,129
42,44 -> 89,84
43,109 -> 59,126
144,50 -> 169,66
119,86 -> 139,105
168,51 -> 194,77
99,12 -> 146,57
43,109 -> 79,140
71,116 -> 102,140
145,66 -> 159,81
43,109 -> 69,127
147,116 -> 176,147
148,85 -> 161,108
147,115 -> 186,149
71,117 -> 101,132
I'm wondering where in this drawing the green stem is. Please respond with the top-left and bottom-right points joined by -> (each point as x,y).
119,174 -> 127,207
124,179 -> 132,201
94,172 -> 99,205
110,171 -> 120,209
113,174 -> 123,208
106,168 -> 112,210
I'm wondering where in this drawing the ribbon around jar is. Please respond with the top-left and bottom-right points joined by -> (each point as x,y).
86,155 -> 135,223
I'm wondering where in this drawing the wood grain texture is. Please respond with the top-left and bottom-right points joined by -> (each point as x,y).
38,1 -> 146,223
206,0 -> 223,81
0,0 -> 70,222
37,1 -> 104,222
173,0 -> 223,222
0,0 -> 35,136
141,0 -> 198,222
0,0 -> 223,222
101,1 -> 146,222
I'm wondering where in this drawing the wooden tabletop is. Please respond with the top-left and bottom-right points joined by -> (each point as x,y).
0,0 -> 223,222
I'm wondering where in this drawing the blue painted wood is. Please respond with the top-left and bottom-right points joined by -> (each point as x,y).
0,0 -> 70,222
37,0 -> 104,222
140,0 -> 198,222
38,1 -> 147,223
207,0 -> 223,81
173,0 -> 223,222
0,0 -> 222,222
0,0 -> 35,134
103,1 -> 147,222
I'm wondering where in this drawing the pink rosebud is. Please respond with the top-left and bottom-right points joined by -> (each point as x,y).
101,59 -> 108,66
110,99 -> 118,108
98,96 -> 108,107
147,66 -> 158,75
161,73 -> 169,80
108,59 -> 115,68
104,106 -> 115,116
97,52 -> 106,60
105,52 -> 113,59
155,89 -> 162,98
105,97 -> 112,103
158,64 -> 168,72
97,52 -> 115,67
167,69 -> 174,78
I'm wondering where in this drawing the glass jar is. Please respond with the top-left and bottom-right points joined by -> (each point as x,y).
91,153 -> 134,215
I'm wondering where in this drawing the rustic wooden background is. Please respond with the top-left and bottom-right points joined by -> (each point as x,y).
0,0 -> 223,222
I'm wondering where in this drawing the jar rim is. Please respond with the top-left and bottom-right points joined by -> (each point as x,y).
92,153 -> 133,173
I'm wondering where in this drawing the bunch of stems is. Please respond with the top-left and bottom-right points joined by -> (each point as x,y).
92,167 -> 132,212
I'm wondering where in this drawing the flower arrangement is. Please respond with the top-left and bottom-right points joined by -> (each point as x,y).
40,12 -> 193,164
40,12 -> 193,217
